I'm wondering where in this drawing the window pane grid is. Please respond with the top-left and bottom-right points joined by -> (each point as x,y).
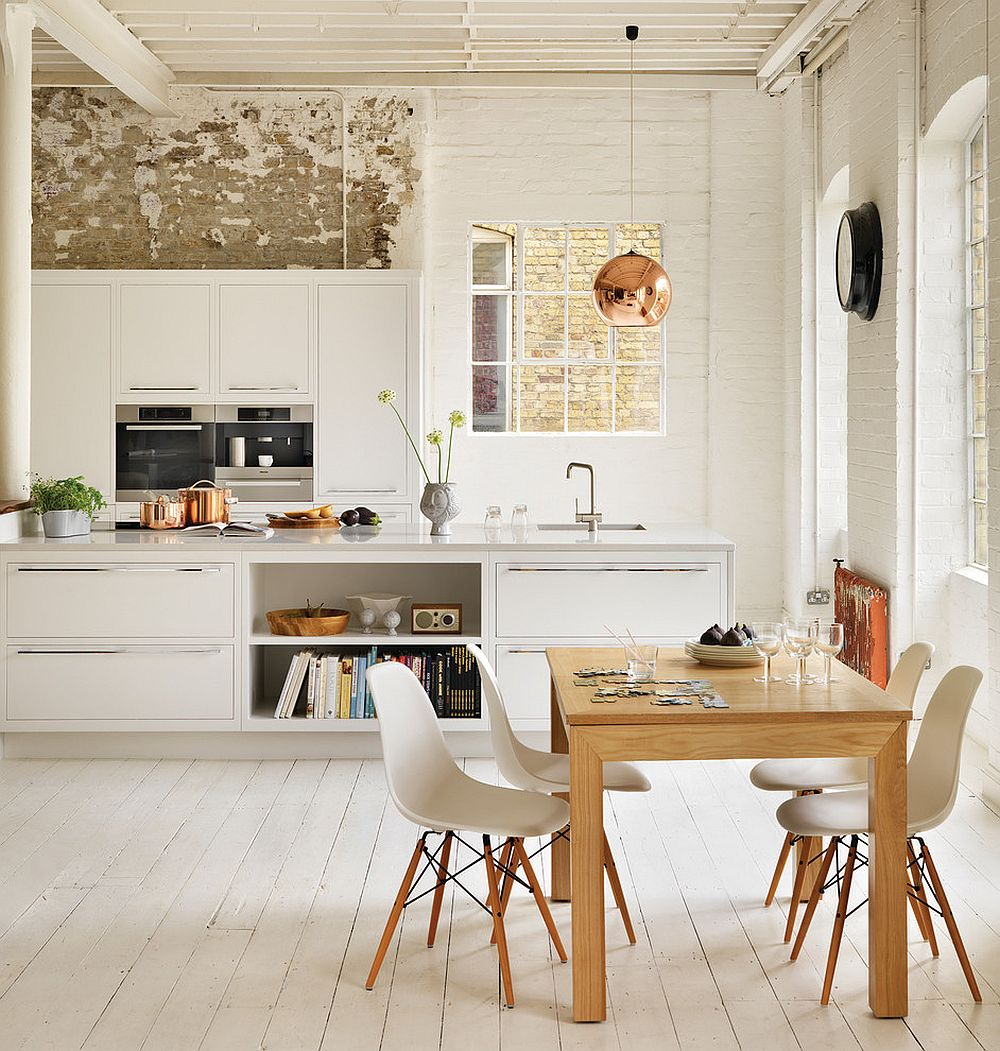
471,222 -> 666,434
967,115 -> 988,568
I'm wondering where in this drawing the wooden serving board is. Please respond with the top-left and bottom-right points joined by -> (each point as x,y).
268,516 -> 340,529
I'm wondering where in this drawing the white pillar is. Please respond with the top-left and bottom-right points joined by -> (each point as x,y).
0,2 -> 35,500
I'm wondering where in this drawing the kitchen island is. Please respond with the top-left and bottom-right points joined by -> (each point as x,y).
0,523 -> 734,757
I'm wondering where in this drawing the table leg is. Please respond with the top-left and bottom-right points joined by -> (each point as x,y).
550,676 -> 571,902
868,723 -> 908,1017
570,727 -> 606,1022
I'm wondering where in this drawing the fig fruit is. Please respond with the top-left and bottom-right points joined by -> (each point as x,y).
720,628 -> 746,646
699,626 -> 724,645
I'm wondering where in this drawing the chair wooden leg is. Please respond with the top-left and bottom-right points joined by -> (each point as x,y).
490,839 -> 519,946
765,832 -> 796,907
784,839 -> 811,943
514,838 -> 568,962
820,834 -> 859,1005
367,837 -> 425,990
427,831 -> 454,948
920,840 -> 982,1003
602,831 -> 637,945
483,834 -> 515,1008
906,840 -> 938,955
790,837 -> 839,960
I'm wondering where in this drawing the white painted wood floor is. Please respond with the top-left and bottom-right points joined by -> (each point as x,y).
0,756 -> 996,1051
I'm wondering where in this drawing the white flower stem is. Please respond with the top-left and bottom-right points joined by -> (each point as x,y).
390,404 -> 431,484
445,422 -> 455,483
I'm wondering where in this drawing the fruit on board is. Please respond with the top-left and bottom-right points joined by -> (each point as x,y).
317,504 -> 335,519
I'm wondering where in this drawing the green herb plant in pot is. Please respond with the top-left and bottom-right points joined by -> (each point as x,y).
30,475 -> 106,538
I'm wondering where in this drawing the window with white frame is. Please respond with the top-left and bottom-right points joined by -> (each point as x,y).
470,223 -> 667,434
968,116 -> 988,568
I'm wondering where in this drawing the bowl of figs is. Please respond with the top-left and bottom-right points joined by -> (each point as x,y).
684,623 -> 764,667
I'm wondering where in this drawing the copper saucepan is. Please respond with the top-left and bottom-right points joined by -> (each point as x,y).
177,480 -> 238,526
139,494 -> 186,529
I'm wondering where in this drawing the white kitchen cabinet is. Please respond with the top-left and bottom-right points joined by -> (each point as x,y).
31,282 -> 113,500
6,561 -> 236,639
5,645 -> 235,722
495,561 -> 724,639
120,283 -> 212,396
219,283 -> 311,396
495,644 -> 552,729
316,280 -> 418,502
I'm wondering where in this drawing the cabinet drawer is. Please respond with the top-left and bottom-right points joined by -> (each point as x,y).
6,646 -> 234,721
495,646 -> 551,728
6,563 -> 235,639
495,562 -> 723,639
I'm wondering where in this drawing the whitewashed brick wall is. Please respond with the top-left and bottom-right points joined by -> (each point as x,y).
424,88 -> 786,617
845,0 -> 918,662
924,0 -> 987,133
818,49 -> 851,197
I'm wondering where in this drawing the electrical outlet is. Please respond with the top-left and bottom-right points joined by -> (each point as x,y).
806,589 -> 831,605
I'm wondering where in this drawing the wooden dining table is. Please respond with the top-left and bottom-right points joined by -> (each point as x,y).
547,646 -> 912,1023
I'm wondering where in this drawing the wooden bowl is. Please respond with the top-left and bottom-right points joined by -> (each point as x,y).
266,608 -> 351,636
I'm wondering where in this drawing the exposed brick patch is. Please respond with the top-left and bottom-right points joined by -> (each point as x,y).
31,87 -> 422,269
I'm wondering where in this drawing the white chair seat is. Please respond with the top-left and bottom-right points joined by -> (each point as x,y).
750,757 -> 867,792
518,750 -> 651,793
776,788 -> 871,837
402,775 -> 571,840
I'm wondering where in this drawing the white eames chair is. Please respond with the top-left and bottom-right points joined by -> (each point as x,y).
468,644 -> 650,943
365,660 -> 570,1008
777,665 -> 983,1005
752,640 -> 934,923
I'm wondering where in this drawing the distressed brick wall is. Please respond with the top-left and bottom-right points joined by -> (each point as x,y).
31,87 -> 423,269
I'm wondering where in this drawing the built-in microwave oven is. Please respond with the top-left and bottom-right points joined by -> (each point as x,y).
115,405 -> 216,503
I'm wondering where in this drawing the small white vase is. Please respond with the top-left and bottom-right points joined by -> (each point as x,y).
420,482 -> 461,536
41,510 -> 92,538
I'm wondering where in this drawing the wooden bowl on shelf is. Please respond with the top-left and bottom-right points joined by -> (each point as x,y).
266,608 -> 351,636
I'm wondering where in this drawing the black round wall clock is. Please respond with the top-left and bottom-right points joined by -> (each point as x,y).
835,201 -> 882,321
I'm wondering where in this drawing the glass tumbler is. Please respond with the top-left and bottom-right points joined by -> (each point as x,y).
783,619 -> 817,685
751,622 -> 783,683
627,645 -> 657,683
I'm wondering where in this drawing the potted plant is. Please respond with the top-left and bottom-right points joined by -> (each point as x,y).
378,390 -> 465,535
30,475 -> 106,538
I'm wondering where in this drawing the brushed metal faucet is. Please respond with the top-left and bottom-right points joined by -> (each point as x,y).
566,462 -> 602,532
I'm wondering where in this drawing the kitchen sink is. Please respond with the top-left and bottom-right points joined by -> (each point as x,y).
536,523 -> 646,531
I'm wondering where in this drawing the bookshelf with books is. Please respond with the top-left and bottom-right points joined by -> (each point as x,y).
248,643 -> 482,729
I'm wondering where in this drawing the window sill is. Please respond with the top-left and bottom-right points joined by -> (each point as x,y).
953,565 -> 988,588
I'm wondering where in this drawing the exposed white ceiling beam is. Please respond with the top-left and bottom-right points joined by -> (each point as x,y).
32,68 -> 759,91
30,0 -> 175,114
755,0 -> 843,82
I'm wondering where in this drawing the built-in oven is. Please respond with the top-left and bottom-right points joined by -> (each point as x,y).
214,405 -> 313,504
116,405 -> 216,503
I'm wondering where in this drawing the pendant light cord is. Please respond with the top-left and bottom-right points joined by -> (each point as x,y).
629,33 -> 635,225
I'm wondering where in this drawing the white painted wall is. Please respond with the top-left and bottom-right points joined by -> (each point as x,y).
424,88 -> 786,619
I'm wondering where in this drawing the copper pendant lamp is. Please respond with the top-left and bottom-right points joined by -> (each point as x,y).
592,25 -> 672,327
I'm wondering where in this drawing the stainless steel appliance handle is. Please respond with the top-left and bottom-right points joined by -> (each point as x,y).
502,567 -> 709,573
125,424 -> 203,432
229,480 -> 308,487
16,647 -> 223,655
128,386 -> 200,391
15,566 -> 223,573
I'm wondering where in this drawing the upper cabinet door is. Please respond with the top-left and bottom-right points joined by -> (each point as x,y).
120,284 -> 212,395
317,283 -> 411,498
32,283 -> 113,499
219,283 -> 311,396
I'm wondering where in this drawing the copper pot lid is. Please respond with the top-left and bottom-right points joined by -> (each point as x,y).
592,250 -> 672,327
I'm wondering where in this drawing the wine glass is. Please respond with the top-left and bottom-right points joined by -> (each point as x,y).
751,622 -> 783,683
784,619 -> 816,685
815,622 -> 844,685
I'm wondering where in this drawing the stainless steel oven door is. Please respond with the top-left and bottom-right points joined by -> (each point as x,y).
215,467 -> 314,505
116,405 -> 216,501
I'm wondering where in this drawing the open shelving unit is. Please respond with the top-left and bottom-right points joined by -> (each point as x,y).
244,556 -> 487,731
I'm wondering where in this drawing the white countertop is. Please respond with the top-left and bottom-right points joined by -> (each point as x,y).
1,522 -> 734,553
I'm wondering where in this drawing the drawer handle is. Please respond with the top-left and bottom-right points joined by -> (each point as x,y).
323,488 -> 397,494
128,386 -> 199,391
507,648 -> 548,654
16,648 -> 223,655
15,566 -> 223,574
226,386 -> 300,392
503,567 -> 710,573
125,424 -> 204,432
